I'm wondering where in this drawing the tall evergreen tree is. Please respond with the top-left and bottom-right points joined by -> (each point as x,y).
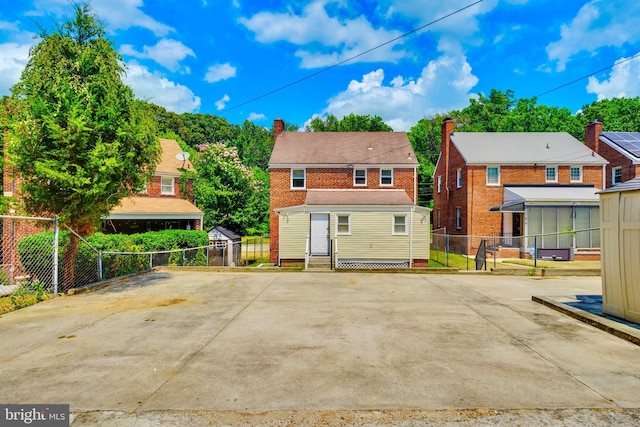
5,3 -> 160,286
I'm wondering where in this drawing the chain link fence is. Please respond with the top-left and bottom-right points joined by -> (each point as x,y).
431,228 -> 600,270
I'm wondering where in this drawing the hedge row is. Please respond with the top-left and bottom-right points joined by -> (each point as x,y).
17,229 -> 210,289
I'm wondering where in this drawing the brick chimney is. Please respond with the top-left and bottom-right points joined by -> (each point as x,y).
584,120 -> 602,153
441,117 -> 454,197
273,118 -> 285,142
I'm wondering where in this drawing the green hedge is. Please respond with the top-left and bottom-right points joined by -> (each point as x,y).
17,229 -> 210,289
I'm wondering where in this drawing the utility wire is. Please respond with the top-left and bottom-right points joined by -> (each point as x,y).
535,51 -> 640,98
223,0 -> 485,112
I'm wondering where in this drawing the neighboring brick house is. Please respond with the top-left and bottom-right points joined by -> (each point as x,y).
102,138 -> 203,233
268,119 -> 430,268
585,121 -> 640,188
432,118 -> 607,260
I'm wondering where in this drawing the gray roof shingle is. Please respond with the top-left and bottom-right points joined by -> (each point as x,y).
450,132 -> 607,165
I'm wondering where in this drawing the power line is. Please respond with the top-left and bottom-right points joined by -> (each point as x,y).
223,0 -> 485,113
535,51 -> 640,98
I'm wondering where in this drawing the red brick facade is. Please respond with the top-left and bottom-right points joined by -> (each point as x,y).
269,167 -> 416,263
433,118 -> 604,254
585,121 -> 640,188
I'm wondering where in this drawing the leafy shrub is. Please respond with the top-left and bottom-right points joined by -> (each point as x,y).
17,229 -> 210,288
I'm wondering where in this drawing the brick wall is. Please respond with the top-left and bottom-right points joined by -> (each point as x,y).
433,118 -> 604,252
585,120 -> 640,187
269,167 -> 416,263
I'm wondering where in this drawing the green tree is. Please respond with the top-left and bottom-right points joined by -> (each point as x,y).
576,97 -> 640,133
5,3 -> 160,287
407,114 -> 449,206
305,113 -> 393,132
189,142 -> 263,234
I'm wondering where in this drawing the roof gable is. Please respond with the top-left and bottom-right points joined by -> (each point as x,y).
450,132 -> 607,165
268,132 -> 418,167
157,138 -> 195,175
600,132 -> 640,162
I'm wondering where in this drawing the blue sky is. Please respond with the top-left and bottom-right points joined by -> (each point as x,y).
1,0 -> 639,131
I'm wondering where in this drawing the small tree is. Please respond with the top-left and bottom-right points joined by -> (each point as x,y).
5,3 -> 160,287
189,142 -> 263,233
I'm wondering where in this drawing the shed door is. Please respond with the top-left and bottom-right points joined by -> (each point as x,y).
310,214 -> 330,255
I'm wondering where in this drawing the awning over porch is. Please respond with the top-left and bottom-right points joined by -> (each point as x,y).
490,185 -> 599,212
105,196 -> 204,221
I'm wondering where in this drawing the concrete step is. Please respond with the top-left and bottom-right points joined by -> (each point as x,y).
307,256 -> 332,270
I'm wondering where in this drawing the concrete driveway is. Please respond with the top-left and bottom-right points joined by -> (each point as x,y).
1,270 -> 640,426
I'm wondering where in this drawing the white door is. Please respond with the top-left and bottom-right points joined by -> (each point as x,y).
310,214 -> 330,255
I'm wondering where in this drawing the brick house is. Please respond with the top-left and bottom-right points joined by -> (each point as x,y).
268,119 -> 430,269
584,121 -> 640,188
432,118 -> 607,260
102,138 -> 203,233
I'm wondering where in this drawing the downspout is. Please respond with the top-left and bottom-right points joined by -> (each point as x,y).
409,206 -> 414,268
414,167 -> 417,203
602,163 -> 606,190
276,211 -> 281,267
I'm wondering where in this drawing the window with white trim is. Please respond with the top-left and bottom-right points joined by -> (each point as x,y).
456,208 -> 462,230
437,175 -> 442,193
291,169 -> 305,189
437,209 -> 441,228
570,166 -> 582,182
486,166 -> 500,185
392,214 -> 407,234
161,176 -> 174,195
354,169 -> 367,186
380,169 -> 393,186
456,168 -> 462,188
545,166 -> 557,182
612,167 -> 622,185
337,214 -> 351,234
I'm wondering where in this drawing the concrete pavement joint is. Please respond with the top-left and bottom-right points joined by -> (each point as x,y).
132,273 -> 283,412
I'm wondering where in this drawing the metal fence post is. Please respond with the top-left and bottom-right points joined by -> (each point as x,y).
52,216 -> 59,297
493,236 -> 497,269
445,234 -> 450,267
534,235 -> 538,268
98,250 -> 103,281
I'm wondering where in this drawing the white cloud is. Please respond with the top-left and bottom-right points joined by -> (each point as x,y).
239,0 -> 406,68
586,54 -> 640,100
120,39 -> 195,72
248,112 -> 266,121
316,53 -> 478,131
122,61 -> 200,113
215,94 -> 230,110
546,0 -> 640,71
0,42 -> 32,95
204,63 -> 237,83
31,0 -> 174,36
0,20 -> 19,32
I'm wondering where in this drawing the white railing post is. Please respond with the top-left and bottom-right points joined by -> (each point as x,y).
305,235 -> 310,270
334,237 -> 338,269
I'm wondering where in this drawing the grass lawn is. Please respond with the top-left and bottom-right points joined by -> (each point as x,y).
430,249 -> 601,270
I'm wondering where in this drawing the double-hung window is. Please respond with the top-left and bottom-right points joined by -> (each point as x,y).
546,166 -> 558,183
291,169 -> 305,189
456,169 -> 462,188
336,214 -> 351,235
570,166 -> 582,182
161,176 -> 174,195
486,166 -> 500,185
392,214 -> 407,234
456,208 -> 462,230
354,169 -> 367,186
612,167 -> 622,185
437,176 -> 442,193
380,169 -> 393,186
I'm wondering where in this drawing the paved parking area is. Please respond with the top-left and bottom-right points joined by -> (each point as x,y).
1,270 -> 640,426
